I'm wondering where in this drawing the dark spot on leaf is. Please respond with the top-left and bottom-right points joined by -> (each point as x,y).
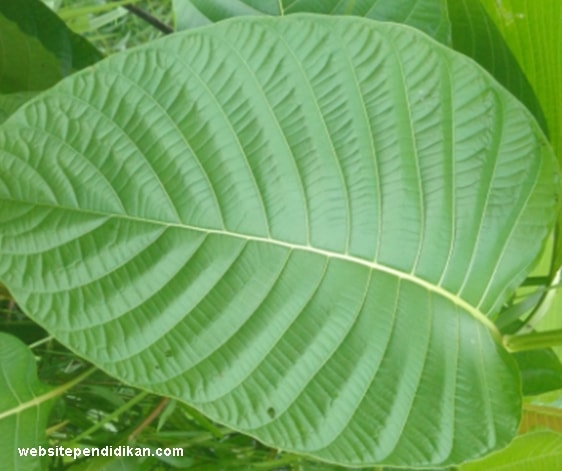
165,350 -> 172,357
267,407 -> 275,418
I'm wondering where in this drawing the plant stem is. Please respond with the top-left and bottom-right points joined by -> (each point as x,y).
28,335 -> 54,349
0,366 -> 96,420
251,455 -> 301,469
504,329 -> 562,352
69,390 -> 149,444
128,396 -> 169,441
124,4 -> 173,34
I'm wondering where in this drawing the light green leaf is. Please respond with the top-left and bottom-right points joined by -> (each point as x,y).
0,0 -> 102,94
447,0 -> 547,133
479,0 -> 561,159
460,430 -> 562,471
0,333 -> 54,471
0,15 -> 558,467
477,0 -> 562,270
173,0 -> 451,43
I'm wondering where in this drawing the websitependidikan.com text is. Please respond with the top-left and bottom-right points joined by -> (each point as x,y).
17,445 -> 184,460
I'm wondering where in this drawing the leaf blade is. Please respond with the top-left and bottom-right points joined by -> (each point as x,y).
0,15 -> 557,467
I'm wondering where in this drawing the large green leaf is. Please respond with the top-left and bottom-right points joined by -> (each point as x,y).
0,15 -> 558,467
0,333 -> 55,471
173,0 -> 451,43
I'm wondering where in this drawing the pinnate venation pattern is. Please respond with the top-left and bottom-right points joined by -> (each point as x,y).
0,16 -> 558,467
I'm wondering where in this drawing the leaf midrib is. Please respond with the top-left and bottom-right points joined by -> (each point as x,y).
2,198 -> 502,341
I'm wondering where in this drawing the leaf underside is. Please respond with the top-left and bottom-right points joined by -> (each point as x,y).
0,15 -> 558,467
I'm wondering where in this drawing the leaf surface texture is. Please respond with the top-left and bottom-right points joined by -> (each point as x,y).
0,15 -> 558,467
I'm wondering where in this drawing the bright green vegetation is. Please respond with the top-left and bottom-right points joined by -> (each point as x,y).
1,1 -> 562,470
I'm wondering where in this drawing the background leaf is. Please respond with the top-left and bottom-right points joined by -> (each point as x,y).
0,15 -> 557,467
0,333 -> 55,471
512,349 -> 562,396
0,0 -> 102,93
476,0 -> 562,270
478,0 -> 561,160
172,0 -> 451,43
460,430 -> 562,471
0,0 -> 102,124
447,0 -> 547,133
